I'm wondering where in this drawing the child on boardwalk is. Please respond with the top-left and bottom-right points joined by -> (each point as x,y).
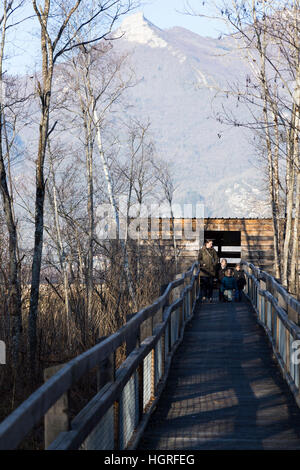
221,268 -> 237,302
234,263 -> 246,302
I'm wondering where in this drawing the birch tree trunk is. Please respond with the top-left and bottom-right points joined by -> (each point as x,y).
271,98 -> 281,279
282,114 -> 296,287
48,149 -> 71,343
94,111 -> 137,308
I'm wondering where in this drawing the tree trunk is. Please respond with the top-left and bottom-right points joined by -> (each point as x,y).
289,70 -> 300,293
49,150 -> 71,343
282,116 -> 295,288
28,72 -> 52,368
86,128 -> 94,322
271,102 -> 281,279
28,1 -> 54,370
94,110 -> 136,308
0,3 -> 22,365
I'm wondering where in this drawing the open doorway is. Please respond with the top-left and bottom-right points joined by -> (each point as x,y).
204,231 -> 241,267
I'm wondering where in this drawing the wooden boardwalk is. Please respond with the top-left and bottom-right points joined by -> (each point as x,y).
138,294 -> 300,450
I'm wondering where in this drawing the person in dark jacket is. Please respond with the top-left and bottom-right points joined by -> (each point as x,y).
217,258 -> 228,301
234,263 -> 246,302
221,268 -> 237,302
198,239 -> 218,303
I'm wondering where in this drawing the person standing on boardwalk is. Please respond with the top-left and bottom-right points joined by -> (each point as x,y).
217,258 -> 228,301
198,239 -> 218,303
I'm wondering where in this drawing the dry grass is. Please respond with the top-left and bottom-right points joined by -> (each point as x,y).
0,244 -> 176,449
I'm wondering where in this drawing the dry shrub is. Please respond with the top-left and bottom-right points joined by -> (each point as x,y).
0,239 -> 177,449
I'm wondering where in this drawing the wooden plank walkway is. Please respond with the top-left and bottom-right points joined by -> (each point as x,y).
138,294 -> 300,450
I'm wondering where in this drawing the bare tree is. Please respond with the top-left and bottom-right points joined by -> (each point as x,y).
28,0 -> 138,370
116,118 -> 157,284
186,0 -> 300,294
63,37 -> 139,312
0,0 -> 29,364
154,161 -> 179,274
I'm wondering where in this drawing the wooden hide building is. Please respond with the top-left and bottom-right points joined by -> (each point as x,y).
203,218 -> 275,273
143,218 -> 276,275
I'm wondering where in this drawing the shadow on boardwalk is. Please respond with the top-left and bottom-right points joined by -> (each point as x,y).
138,294 -> 300,450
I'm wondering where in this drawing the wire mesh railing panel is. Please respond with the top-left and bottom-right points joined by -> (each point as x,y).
176,307 -> 180,339
143,351 -> 152,409
267,301 -> 272,332
165,323 -> 169,359
170,310 -> 177,348
278,318 -> 286,365
80,405 -> 114,450
155,338 -> 162,386
261,296 -> 265,324
186,294 -> 190,319
119,372 -> 138,450
289,332 -> 296,383
296,355 -> 299,389
272,308 -> 277,342
256,286 -> 259,311
182,296 -> 185,323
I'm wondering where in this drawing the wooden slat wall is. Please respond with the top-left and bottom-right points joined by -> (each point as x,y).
134,218 -> 299,277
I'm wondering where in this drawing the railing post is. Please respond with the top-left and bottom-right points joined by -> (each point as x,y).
96,336 -> 116,391
162,287 -> 172,352
44,364 -> 69,449
140,316 -> 152,344
184,275 -> 190,318
126,314 -> 140,356
173,274 -> 183,301
179,302 -> 183,338
258,284 -> 262,319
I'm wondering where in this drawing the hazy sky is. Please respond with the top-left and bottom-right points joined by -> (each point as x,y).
7,0 -> 222,75
142,0 -> 222,36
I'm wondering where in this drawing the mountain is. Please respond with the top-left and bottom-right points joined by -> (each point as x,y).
110,12 -> 269,217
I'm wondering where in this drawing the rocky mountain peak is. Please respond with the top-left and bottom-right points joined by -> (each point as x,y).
118,12 -> 168,48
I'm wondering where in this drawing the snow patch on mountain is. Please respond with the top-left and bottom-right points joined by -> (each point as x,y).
118,12 -> 168,48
